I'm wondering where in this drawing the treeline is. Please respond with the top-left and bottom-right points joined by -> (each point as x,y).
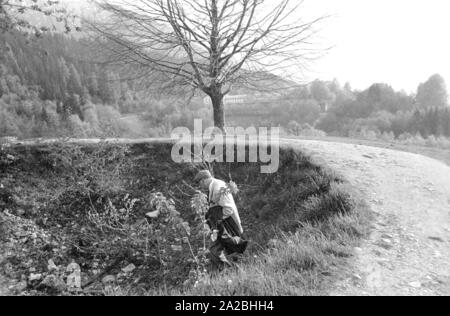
310,75 -> 449,139
344,107 -> 450,140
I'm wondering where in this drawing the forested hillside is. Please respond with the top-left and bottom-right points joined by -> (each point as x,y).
0,32 -> 211,139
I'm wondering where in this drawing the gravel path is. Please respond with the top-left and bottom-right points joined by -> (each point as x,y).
287,139 -> 450,296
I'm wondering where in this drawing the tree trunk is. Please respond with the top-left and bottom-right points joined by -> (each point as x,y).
210,92 -> 225,131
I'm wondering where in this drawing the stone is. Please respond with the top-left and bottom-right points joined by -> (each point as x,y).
65,261 -> 82,290
39,275 -> 66,293
29,273 -> 43,282
428,236 -> 444,243
122,264 -> 136,274
47,259 -> 58,272
145,210 -> 160,219
102,275 -> 116,285
116,272 -> 127,281
171,245 -> 183,252
373,250 -> 383,257
378,239 -> 393,250
14,281 -> 28,293
66,271 -> 81,289
409,282 -> 422,289
66,261 -> 81,274
353,274 -> 362,281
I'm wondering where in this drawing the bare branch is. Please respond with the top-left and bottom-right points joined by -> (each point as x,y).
88,0 -> 327,128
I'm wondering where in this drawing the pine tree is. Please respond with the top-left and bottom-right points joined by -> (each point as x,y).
442,109 -> 449,137
65,93 -> 82,120
81,87 -> 91,106
99,69 -> 120,105
88,74 -> 99,96
57,57 -> 70,97
68,63 -> 83,96
0,64 -> 10,97
409,109 -> 423,135
431,108 -> 440,136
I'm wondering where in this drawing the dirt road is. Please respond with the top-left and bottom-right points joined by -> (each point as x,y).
286,139 -> 450,296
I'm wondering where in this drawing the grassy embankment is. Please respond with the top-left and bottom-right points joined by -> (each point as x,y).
0,140 -> 371,296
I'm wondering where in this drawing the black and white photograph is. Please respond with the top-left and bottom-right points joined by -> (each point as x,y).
1,0 -> 449,300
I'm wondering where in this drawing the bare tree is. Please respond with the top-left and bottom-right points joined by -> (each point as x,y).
90,0 -> 326,130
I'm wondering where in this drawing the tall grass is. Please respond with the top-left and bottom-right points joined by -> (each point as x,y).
142,147 -> 372,296
147,195 -> 370,296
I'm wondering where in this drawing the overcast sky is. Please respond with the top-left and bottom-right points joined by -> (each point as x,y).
66,0 -> 450,93
304,0 -> 450,93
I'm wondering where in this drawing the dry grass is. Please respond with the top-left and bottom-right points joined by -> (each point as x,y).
1,141 -> 372,296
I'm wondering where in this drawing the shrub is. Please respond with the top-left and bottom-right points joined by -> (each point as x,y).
411,133 -> 426,146
436,137 -> 450,149
0,140 -> 16,169
79,191 -> 212,290
380,131 -> 395,142
83,108 -> 100,132
0,108 -> 21,138
68,115 -> 88,138
300,183 -> 356,223
287,121 -> 327,137
42,142 -> 133,224
425,135 -> 438,147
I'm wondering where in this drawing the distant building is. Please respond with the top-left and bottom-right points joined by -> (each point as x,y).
203,93 -> 284,106
203,94 -> 247,106
203,92 -> 292,126
224,94 -> 247,105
